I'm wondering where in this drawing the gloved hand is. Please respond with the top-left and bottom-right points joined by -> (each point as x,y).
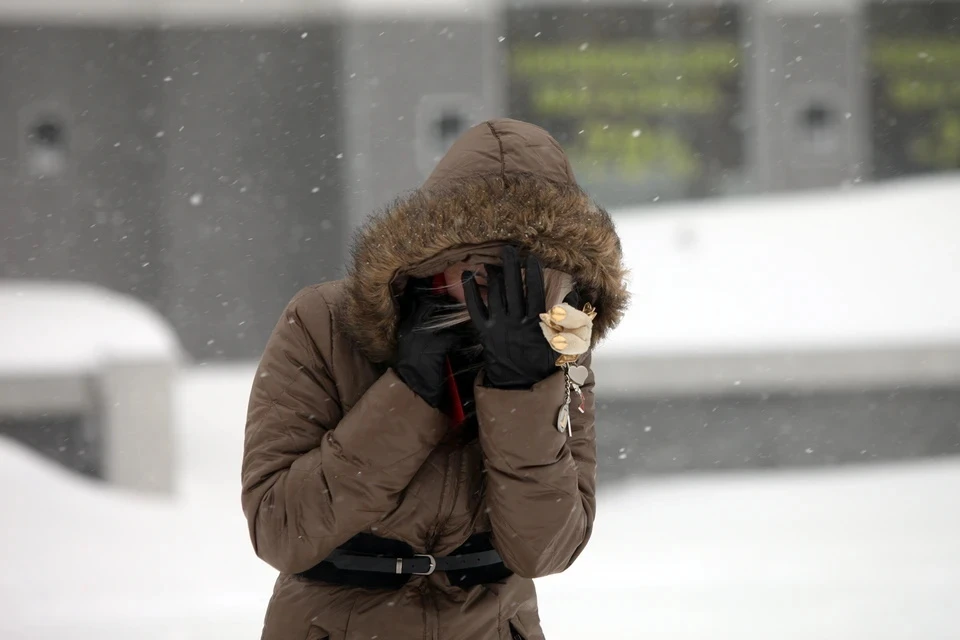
461,246 -> 563,389
394,282 -> 462,408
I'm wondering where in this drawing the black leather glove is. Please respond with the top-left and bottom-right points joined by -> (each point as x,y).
394,283 -> 461,408
461,246 -> 559,389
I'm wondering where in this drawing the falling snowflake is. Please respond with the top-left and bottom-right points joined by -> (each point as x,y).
189,193 -> 204,206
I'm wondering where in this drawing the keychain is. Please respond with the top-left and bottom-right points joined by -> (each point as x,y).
541,300 -> 595,438
556,363 -> 589,436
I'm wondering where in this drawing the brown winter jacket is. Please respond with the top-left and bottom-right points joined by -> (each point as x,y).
241,119 -> 628,640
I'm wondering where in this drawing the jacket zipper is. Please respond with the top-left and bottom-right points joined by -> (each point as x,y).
423,447 -> 462,640
427,446 -> 462,551
425,447 -> 451,551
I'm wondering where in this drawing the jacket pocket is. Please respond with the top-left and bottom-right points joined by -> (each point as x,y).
508,622 -> 526,640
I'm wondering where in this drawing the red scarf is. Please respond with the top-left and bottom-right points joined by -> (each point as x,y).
431,274 -> 466,428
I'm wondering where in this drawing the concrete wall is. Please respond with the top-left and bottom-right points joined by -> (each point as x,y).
596,386 -> 960,483
0,23 -> 346,360
753,7 -> 870,191
341,17 -> 501,231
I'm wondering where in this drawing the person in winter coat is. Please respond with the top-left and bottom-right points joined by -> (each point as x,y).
241,118 -> 628,640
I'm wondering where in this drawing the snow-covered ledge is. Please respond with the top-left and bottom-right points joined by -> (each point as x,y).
0,280 -> 184,494
596,175 -> 960,398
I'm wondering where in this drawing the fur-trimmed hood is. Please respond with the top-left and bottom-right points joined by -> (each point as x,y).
342,118 -> 629,364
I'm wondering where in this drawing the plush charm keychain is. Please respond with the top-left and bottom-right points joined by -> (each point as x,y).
539,301 -> 597,436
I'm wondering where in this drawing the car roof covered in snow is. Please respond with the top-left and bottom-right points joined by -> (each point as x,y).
595,175 -> 960,396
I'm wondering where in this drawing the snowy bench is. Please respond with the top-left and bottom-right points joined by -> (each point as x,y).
0,281 -> 184,494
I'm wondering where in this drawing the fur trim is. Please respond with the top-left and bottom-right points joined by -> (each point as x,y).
341,174 -> 629,364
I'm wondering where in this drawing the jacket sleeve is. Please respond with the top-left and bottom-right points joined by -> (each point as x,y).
241,287 -> 449,575
474,354 -> 598,579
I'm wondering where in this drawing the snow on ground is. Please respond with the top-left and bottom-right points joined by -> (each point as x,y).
1,364 -> 959,639
537,461 -> 960,639
0,364 -> 273,640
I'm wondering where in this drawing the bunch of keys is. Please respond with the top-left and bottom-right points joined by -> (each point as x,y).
556,363 -> 589,436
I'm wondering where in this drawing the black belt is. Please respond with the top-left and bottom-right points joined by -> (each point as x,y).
298,533 -> 512,590
324,547 -> 503,576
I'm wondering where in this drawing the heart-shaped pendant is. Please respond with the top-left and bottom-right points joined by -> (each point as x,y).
568,365 -> 589,386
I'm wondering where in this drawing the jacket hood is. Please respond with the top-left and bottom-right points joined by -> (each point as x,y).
342,118 -> 629,364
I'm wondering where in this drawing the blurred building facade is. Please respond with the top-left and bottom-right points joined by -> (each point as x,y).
1,0 -> 958,361
1,0 -> 958,480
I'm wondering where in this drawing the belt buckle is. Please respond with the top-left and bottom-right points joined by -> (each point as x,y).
411,553 -> 437,576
